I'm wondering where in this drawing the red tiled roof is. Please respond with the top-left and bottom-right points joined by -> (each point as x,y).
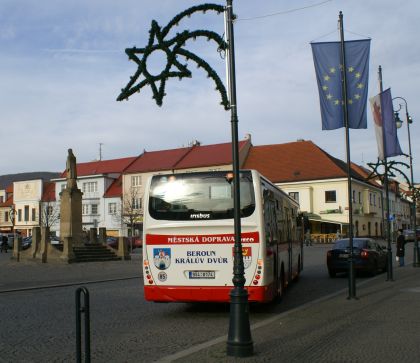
0,195 -> 13,208
61,157 -> 137,178
104,176 -> 122,198
174,140 -> 248,169
124,139 -> 250,174
350,162 -> 382,188
243,140 -> 367,183
124,147 -> 193,174
42,181 -> 56,202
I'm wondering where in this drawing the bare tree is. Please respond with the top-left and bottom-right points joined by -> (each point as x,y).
40,200 -> 60,230
113,187 -> 143,252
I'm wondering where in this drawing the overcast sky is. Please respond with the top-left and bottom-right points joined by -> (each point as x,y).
1,0 -> 419,182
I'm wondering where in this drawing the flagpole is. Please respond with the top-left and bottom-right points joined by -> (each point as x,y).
378,65 -> 394,281
339,11 -> 356,299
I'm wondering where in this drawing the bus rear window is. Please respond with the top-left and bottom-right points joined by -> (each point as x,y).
149,171 -> 255,220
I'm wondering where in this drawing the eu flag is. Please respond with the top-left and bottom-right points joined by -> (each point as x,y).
311,39 -> 371,130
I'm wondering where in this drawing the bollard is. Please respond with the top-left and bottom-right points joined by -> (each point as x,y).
76,287 -> 91,363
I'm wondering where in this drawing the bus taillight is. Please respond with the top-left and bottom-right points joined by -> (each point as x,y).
252,259 -> 263,285
144,260 -> 153,284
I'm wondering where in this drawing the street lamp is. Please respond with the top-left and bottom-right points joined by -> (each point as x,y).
393,96 -> 418,267
9,205 -> 16,230
116,2 -> 252,357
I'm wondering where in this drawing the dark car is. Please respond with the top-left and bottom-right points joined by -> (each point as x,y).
131,237 -> 142,249
106,236 -> 118,249
107,236 -> 142,250
327,238 -> 388,277
21,236 -> 32,250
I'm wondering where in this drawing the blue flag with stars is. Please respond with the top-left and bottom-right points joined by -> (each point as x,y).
311,39 -> 371,130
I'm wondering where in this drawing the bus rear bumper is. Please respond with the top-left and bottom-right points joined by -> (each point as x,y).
144,285 -> 274,303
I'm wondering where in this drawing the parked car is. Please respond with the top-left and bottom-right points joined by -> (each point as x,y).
106,236 -> 142,250
21,236 -> 32,250
50,236 -> 62,245
106,237 -> 118,249
403,229 -> 415,242
402,229 -> 420,242
131,237 -> 142,249
327,238 -> 388,277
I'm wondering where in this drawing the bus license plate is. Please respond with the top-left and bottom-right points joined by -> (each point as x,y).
189,271 -> 215,279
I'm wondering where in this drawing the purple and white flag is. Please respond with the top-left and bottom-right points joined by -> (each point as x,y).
369,88 -> 403,160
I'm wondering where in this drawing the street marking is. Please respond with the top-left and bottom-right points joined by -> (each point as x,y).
401,287 -> 420,293
0,276 -> 140,294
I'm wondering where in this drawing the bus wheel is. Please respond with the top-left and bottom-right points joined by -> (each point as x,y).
294,255 -> 301,281
277,266 -> 285,301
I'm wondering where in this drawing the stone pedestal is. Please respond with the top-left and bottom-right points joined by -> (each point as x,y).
61,236 -> 75,263
38,227 -> 50,263
98,228 -> 106,245
117,237 -> 130,260
13,235 -> 21,261
31,227 -> 41,259
89,228 -> 98,244
60,187 -> 83,253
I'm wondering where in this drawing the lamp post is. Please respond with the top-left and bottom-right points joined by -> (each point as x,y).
9,205 -> 16,233
393,97 -> 418,266
9,205 -> 17,255
116,2 -> 252,357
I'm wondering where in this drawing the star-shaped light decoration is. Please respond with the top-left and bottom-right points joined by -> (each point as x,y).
117,3 -> 230,110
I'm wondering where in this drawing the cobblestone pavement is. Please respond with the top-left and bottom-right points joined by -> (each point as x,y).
165,262 -> 420,362
0,249 -> 142,291
2,243 -> 419,362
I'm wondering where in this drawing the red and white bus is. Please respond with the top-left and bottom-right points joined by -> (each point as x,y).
142,170 -> 303,303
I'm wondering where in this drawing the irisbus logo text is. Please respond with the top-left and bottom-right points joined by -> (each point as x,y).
190,213 -> 210,219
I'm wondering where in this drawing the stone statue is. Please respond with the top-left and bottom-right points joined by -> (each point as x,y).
66,148 -> 77,189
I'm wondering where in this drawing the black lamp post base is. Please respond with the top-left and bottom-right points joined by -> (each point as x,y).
227,287 -> 253,357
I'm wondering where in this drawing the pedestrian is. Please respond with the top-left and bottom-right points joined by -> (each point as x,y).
396,229 -> 405,267
335,229 -> 341,240
1,234 -> 8,253
305,229 -> 312,246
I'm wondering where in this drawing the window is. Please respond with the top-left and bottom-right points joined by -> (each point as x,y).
133,198 -> 142,210
61,184 -> 66,192
325,190 -> 336,203
132,175 -> 142,187
358,192 -> 361,203
108,203 -> 117,214
149,171 -> 255,221
18,209 -> 22,222
369,193 -> 373,205
288,192 -> 299,203
5,211 -> 8,222
32,208 -> 36,221
82,182 -> 98,193
47,206 -> 53,216
352,190 -> 356,203
373,194 -> 376,206
91,204 -> 98,215
24,205 -> 29,221
0,196 -> 3,203
82,204 -> 89,215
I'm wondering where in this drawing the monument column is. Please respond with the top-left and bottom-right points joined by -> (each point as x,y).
60,149 -> 83,263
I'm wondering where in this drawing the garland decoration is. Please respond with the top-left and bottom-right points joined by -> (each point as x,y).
117,3 -> 230,110
366,159 -> 410,186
